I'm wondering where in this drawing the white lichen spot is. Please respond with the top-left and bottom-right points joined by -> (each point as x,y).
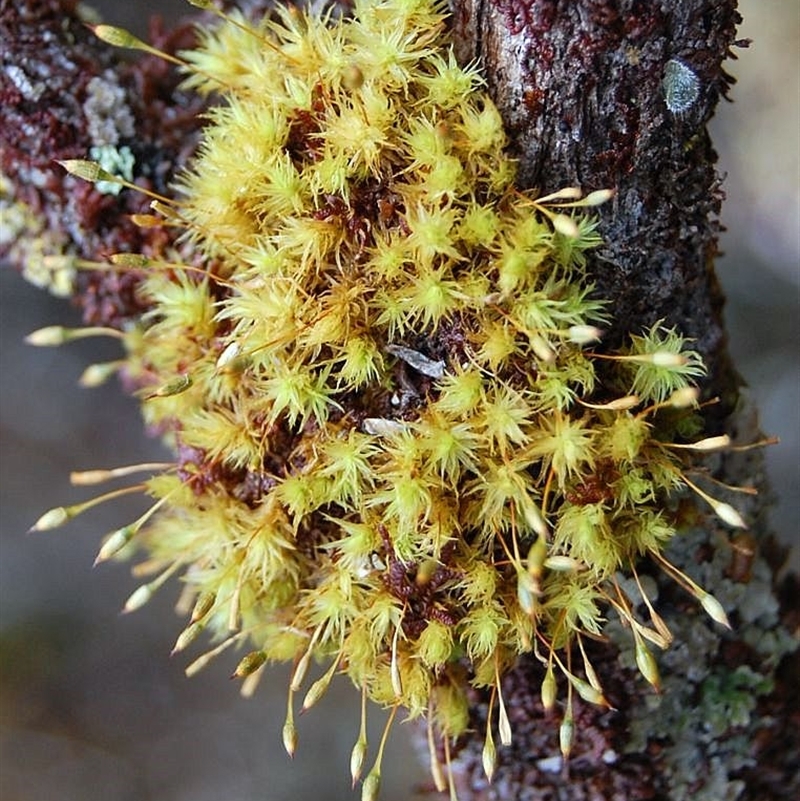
5,64 -> 46,102
88,144 -> 135,195
662,59 -> 700,115
83,71 -> 135,146
362,418 -> 409,436
536,755 -> 563,773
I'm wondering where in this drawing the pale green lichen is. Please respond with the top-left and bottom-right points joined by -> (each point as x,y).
614,522 -> 798,801
1,173 -> 75,296
88,144 -> 135,195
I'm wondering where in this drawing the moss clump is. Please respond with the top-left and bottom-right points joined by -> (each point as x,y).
32,0 -> 755,795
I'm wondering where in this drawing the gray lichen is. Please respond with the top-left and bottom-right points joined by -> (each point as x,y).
612,522 -> 798,801
662,59 -> 701,116
82,71 -> 135,147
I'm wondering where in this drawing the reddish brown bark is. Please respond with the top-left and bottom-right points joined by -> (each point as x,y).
452,0 -> 743,425
0,0 -> 203,325
439,3 -> 799,799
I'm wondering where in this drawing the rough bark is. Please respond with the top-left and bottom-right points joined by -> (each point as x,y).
438,2 -> 800,800
0,0 -> 214,325
452,0 -> 742,425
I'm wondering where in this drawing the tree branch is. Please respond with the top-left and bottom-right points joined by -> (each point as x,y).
440,3 -> 800,798
453,0 -> 742,423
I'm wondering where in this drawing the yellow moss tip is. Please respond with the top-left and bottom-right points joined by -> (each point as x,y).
57,159 -> 118,185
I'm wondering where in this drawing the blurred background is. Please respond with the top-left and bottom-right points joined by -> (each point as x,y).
1,1 -> 797,800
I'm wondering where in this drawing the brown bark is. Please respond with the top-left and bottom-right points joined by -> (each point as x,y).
0,0 -> 215,326
438,3 -> 800,800
452,0 -> 742,425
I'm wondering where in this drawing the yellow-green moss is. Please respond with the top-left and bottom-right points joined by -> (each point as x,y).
35,0 -> 756,795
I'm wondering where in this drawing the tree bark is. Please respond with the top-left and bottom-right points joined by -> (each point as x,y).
0,0 -> 207,325
439,2 -> 800,799
452,0 -> 741,423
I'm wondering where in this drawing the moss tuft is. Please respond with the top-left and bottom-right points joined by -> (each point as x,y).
29,0 -> 766,795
